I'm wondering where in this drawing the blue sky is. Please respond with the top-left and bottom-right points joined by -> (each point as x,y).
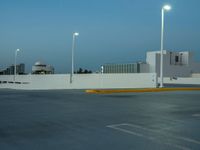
0,0 -> 200,73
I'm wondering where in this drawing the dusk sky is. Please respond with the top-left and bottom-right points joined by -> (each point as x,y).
0,0 -> 200,73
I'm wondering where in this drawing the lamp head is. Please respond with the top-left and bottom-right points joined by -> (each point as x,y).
163,5 -> 171,11
74,32 -> 79,36
16,49 -> 20,52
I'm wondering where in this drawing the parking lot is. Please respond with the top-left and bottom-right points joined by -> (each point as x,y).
0,90 -> 200,150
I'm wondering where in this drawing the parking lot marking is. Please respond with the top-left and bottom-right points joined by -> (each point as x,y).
107,124 -> 155,140
107,123 -> 199,150
192,114 -> 200,117
123,123 -> 200,145
86,87 -> 200,94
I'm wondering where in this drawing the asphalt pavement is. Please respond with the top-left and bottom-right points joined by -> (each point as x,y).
0,90 -> 200,150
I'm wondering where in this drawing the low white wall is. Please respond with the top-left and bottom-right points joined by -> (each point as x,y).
72,73 -> 157,89
163,77 -> 200,85
0,73 -> 157,90
191,73 -> 200,78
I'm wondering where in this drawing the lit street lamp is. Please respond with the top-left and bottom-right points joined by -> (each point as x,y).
160,5 -> 171,88
70,32 -> 79,83
14,49 -> 20,82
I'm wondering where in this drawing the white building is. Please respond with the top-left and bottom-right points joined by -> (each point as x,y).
32,61 -> 54,74
102,50 -> 200,77
146,50 -> 200,77
102,62 -> 149,74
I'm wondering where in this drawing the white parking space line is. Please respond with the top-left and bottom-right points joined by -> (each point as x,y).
107,123 -> 199,150
123,123 -> 200,145
107,124 -> 155,141
192,114 -> 200,117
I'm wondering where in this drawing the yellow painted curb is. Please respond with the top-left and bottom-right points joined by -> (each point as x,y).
85,87 -> 200,94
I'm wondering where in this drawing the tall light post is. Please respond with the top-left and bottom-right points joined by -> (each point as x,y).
160,5 -> 171,88
70,32 -> 79,83
14,49 -> 20,82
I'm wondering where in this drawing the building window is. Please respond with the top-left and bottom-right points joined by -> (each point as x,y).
180,53 -> 183,65
170,52 -> 172,65
175,56 -> 179,63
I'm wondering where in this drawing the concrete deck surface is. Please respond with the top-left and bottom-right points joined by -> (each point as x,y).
0,90 -> 200,150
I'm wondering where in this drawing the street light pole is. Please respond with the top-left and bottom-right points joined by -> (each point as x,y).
14,49 -> 20,83
70,32 -> 79,83
160,5 -> 171,88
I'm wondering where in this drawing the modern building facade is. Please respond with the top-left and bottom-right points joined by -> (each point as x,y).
0,64 -> 25,75
32,61 -> 54,74
102,50 -> 200,77
102,62 -> 149,73
146,50 -> 200,77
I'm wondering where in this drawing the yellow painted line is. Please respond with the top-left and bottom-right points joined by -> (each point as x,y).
85,87 -> 200,94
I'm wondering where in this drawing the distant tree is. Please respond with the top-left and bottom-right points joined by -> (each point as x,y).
84,69 -> 88,74
83,69 -> 92,74
75,68 -> 92,74
77,68 -> 83,74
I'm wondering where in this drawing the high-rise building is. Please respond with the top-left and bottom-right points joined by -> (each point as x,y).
17,63 -> 25,74
0,64 -> 25,75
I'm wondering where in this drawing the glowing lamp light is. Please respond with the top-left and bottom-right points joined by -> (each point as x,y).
74,32 -> 79,36
163,5 -> 171,11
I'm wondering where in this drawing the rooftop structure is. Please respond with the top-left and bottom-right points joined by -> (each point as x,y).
102,62 -> 149,74
146,50 -> 200,77
101,50 -> 200,77
32,61 -> 54,74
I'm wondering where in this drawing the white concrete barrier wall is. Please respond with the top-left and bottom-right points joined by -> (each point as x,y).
0,73 -> 157,90
192,73 -> 200,78
163,77 -> 200,85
